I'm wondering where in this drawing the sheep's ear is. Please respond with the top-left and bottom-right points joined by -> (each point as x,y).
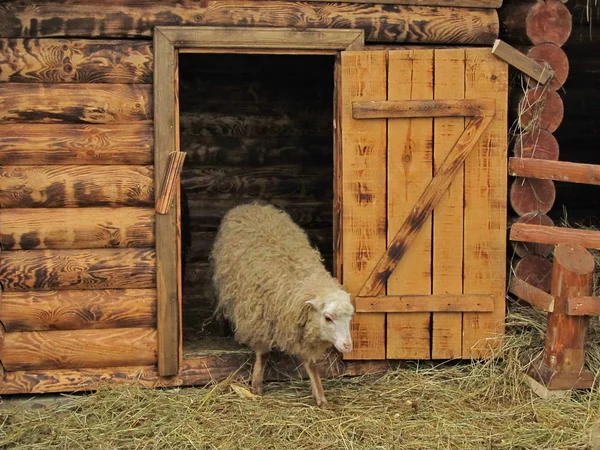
305,299 -> 319,311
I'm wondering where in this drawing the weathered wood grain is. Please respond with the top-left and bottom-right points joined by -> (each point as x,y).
0,123 -> 153,165
353,98 -> 494,119
526,43 -> 569,90
508,157 -> 600,186
0,327 -> 157,370
0,248 -> 156,291
491,39 -> 553,85
513,254 -> 553,292
0,83 -> 152,123
511,212 -> 554,258
432,48 -> 465,360
0,1 -> 499,45
508,276 -> 555,312
0,165 -> 154,208
509,177 -> 556,215
295,0 -> 503,6
0,289 -> 157,331
156,151 -> 186,214
567,297 -> 600,316
181,166 -> 332,200
340,50 -> 387,360
510,223 -> 600,250
0,39 -> 153,83
462,48 -> 508,359
529,244 -> 595,390
0,207 -> 154,250
386,49 -> 433,360
513,128 -> 559,160
355,294 -> 495,313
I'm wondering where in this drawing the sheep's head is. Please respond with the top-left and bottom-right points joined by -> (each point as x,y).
306,290 -> 355,354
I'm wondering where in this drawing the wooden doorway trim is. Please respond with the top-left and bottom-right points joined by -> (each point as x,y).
153,26 -> 364,377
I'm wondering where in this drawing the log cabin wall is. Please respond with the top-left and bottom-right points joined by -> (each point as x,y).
0,0 -> 503,393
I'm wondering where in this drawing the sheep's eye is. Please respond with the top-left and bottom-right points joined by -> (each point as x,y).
324,315 -> 333,323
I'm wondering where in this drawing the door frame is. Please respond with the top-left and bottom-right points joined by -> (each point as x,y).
153,26 -> 365,376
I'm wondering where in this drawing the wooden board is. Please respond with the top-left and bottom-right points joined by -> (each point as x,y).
432,48 -> 465,359
0,1 -> 499,45
0,165 -> 154,208
0,327 -> 157,371
386,49 -> 433,360
0,83 -> 152,123
340,50 -> 387,360
0,248 -> 156,291
0,39 -> 153,83
462,48 -> 507,359
0,289 -> 157,331
0,123 -> 153,165
0,207 -> 154,250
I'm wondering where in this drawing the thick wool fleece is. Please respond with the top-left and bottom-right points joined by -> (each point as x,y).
210,202 -> 346,362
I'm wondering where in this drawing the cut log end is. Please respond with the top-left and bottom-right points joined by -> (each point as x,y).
513,128 -> 559,160
553,243 -> 595,275
514,254 -> 554,292
510,177 -> 556,216
517,88 -> 564,133
525,0 -> 572,47
526,43 -> 569,91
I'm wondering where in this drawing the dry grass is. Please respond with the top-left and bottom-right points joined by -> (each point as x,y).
1,302 -> 599,450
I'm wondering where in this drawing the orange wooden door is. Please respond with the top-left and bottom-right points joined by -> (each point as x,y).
338,48 -> 508,361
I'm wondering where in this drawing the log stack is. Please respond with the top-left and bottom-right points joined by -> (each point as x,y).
499,0 -> 572,295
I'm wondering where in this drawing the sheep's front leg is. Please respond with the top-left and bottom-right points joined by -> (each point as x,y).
251,349 -> 268,395
304,360 -> 328,407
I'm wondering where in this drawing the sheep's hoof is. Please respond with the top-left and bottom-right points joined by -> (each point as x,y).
251,384 -> 263,396
315,397 -> 329,408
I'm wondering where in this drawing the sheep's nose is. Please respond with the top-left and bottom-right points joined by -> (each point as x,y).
343,343 -> 352,352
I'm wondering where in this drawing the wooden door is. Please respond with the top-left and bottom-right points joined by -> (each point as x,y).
338,48 -> 508,361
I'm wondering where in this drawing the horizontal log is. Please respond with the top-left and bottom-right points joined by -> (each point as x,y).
0,248 -> 156,291
510,212 -> 554,258
499,0 -> 572,46
0,83 -> 152,123
235,0 -> 504,6
0,39 -> 153,83
567,297 -> 600,316
180,135 -> 332,167
509,177 -> 556,215
0,123 -> 153,165
180,166 -> 332,199
0,207 -> 154,250
513,254 -> 553,292
354,294 -> 495,313
512,128 -> 559,160
0,327 -> 157,370
491,39 -> 552,85
516,87 -> 564,133
0,289 -> 157,331
352,99 -> 496,119
510,223 -> 600,250
509,158 -> 600,186
508,276 -> 555,312
525,43 -> 569,90
0,165 -> 154,208
0,1 -> 499,45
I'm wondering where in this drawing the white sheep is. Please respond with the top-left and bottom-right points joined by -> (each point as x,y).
209,202 -> 354,406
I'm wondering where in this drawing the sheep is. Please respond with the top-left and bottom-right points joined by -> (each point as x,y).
209,202 -> 355,406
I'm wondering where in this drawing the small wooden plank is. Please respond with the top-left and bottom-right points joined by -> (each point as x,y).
463,48 -> 508,359
352,99 -> 495,119
154,28 -> 179,376
0,207 -> 154,250
491,39 -> 552,85
156,151 -> 186,214
0,248 -> 156,291
359,114 -> 494,297
340,50 -> 387,360
0,289 -> 157,331
508,157 -> 600,186
510,223 -> 600,250
0,83 -> 152,123
386,49 -> 434,360
355,294 -> 495,313
0,2 -> 500,45
508,276 -> 555,312
567,296 -> 600,316
0,39 -> 153,83
0,165 -> 154,208
0,327 -> 157,371
0,123 -> 153,165
432,48 -> 466,359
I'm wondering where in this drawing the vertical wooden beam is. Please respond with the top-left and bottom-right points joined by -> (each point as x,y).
432,48 -> 466,359
386,49 -> 433,360
529,243 -> 595,390
463,48 -> 508,359
341,50 -> 387,360
154,29 -> 179,377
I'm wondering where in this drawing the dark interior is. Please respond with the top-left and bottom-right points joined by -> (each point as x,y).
178,53 -> 336,355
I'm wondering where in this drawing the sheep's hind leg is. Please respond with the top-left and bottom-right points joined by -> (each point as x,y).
251,348 -> 268,395
304,360 -> 328,407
